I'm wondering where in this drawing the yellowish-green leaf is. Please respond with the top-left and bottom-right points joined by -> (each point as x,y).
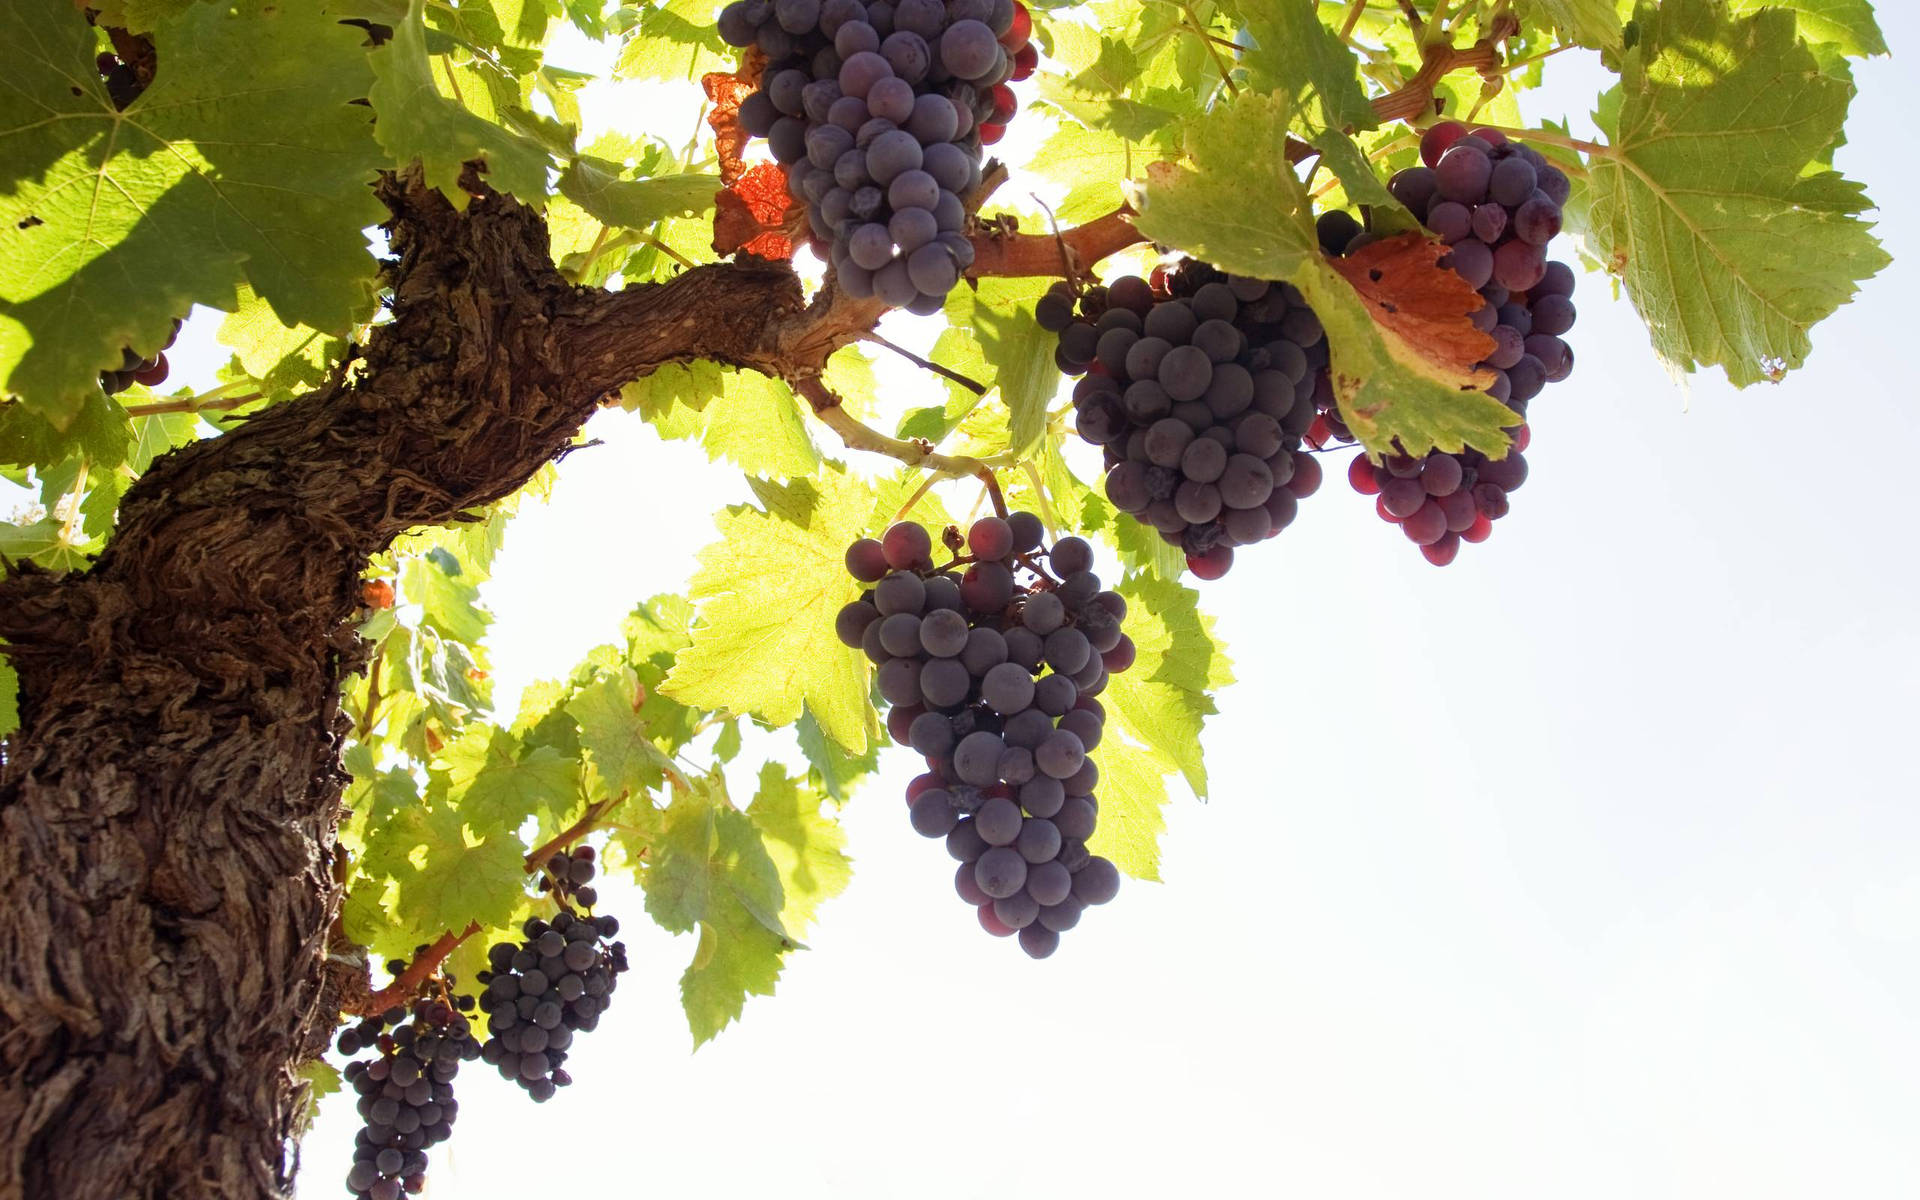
1512,0 -> 1625,50
438,725 -> 581,830
367,0 -> 554,207
1586,0 -> 1889,385
641,777 -> 796,1045
567,666 -> 687,796
1106,574 -> 1231,799
746,762 -> 851,935
663,463 -> 877,752
0,0 -> 383,424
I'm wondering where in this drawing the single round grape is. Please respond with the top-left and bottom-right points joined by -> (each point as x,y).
975,795 -> 1023,845
839,50 -> 894,97
959,626 -> 1008,676
1492,239 -> 1546,291
1017,924 -> 1060,958
953,730 -> 1008,785
1446,239 -> 1494,289
980,661 -> 1036,715
960,560 -> 1013,613
1513,194 -> 1563,245
887,205 -> 937,254
1021,590 -> 1065,635
947,818 -> 988,862
1174,479 -> 1221,524
1158,345 -> 1213,402
919,656 -> 970,707
1143,418 -> 1193,468
865,129 -> 924,185
880,29 -> 931,80
993,890 -> 1040,929
1034,729 -> 1085,779
975,846 -> 1029,898
1425,199 -> 1471,243
905,92 -> 960,142
909,790 -> 959,837
1180,437 -> 1228,484
1053,796 -> 1096,840
1072,856 -> 1121,904
906,241 -> 959,294
1050,536 -> 1093,575
930,864 -> 986,916
876,658 -> 922,706
1104,460 -> 1151,513
939,18 -> 999,77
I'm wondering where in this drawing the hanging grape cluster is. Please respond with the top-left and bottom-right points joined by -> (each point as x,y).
1040,264 -> 1330,579
100,316 -> 179,397
719,0 -> 1035,309
340,985 -> 481,1200
1312,123 -> 1579,565
837,513 -> 1126,957
475,847 -> 629,1101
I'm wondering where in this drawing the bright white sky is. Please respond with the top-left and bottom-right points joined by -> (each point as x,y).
64,9 -> 1920,1198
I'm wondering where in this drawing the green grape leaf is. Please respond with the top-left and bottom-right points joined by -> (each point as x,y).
795,705 -> 878,802
1134,92 -> 1516,456
392,801 -> 529,935
0,1 -> 383,425
1106,574 -> 1231,800
746,762 -> 851,936
641,777 -> 796,1045
217,286 -> 340,390
1024,124 -> 1136,224
0,646 -> 18,737
402,553 -> 490,646
622,362 -> 819,478
1725,0 -> 1885,57
663,463 -> 877,753
367,0 -> 554,208
0,517 -> 97,571
1586,0 -> 1889,386
566,666 -> 687,796
1512,0 -> 1625,50
126,412 -> 199,475
557,158 -> 718,230
1087,734 -> 1173,882
438,726 -> 581,830
0,393 -> 131,472
615,0 -> 736,81
1224,0 -> 1377,130
940,276 -> 1057,456
86,0 -> 206,35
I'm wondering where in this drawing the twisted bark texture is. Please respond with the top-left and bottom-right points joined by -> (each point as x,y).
0,167 -> 1138,1197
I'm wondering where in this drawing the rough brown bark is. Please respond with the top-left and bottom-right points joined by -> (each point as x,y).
0,169 -> 1134,1198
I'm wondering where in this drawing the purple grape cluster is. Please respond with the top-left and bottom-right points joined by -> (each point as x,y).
341,995 -> 480,1199
1039,263 -> 1331,579
836,513 -> 1126,957
718,0 -> 1035,310
476,907 -> 628,1101
1309,122 -> 1578,565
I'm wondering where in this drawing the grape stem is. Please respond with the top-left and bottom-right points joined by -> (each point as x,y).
120,388 -> 261,417
343,794 -> 623,1016
795,377 -> 1016,480
861,332 -> 987,395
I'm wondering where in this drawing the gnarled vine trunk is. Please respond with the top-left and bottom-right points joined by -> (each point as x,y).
0,172 -> 812,1199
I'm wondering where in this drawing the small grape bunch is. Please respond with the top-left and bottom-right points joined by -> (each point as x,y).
341,992 -> 481,1200
540,843 -> 600,908
475,909 -> 629,1101
1039,262 -> 1328,578
99,317 -> 180,396
1312,122 -> 1576,565
838,512 -> 1126,957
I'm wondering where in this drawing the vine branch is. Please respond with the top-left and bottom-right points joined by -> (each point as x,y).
343,795 -> 622,1016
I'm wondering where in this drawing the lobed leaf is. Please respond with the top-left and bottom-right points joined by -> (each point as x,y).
1585,0 -> 1889,385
